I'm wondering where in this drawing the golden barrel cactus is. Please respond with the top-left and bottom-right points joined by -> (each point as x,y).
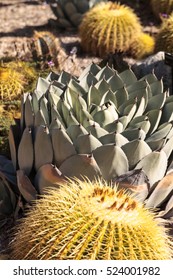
79,1 -> 142,57
0,61 -> 37,100
0,67 -> 24,101
155,13 -> 173,53
10,179 -> 173,260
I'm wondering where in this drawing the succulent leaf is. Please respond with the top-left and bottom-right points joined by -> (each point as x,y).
93,144 -> 129,181
34,164 -> 65,194
145,171 -> 173,209
75,133 -> 102,154
16,170 -> 37,203
34,126 -> 53,171
18,127 -> 34,176
51,127 -> 76,167
59,154 -> 102,180
135,151 -> 168,187
122,139 -> 152,169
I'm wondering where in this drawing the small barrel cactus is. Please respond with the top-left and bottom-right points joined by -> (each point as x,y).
129,32 -> 155,59
0,61 -> 37,100
150,0 -> 173,20
10,179 -> 173,260
155,13 -> 173,53
30,31 -> 67,70
0,67 -> 24,101
79,1 -> 143,57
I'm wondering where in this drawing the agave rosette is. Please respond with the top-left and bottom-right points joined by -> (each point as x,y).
8,63 -> 173,221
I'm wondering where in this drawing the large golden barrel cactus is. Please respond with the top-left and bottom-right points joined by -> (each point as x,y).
10,179 -> 173,260
155,13 -> 173,53
151,0 -> 173,20
79,1 -> 142,57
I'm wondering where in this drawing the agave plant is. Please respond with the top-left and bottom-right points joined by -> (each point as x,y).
48,0 -> 107,29
8,62 -> 173,224
30,31 -> 67,70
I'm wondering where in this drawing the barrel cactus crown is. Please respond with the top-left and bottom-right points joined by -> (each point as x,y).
155,13 -> 173,53
49,0 -> 107,29
150,0 -> 173,19
10,179 -> 173,260
79,1 -> 143,57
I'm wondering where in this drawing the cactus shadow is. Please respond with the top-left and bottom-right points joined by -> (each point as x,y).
0,1 -> 40,8
0,23 -> 51,38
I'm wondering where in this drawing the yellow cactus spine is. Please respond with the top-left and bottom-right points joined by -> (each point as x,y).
79,2 -> 142,57
10,179 -> 173,260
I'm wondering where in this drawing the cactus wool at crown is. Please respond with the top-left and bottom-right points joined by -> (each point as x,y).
10,179 -> 173,260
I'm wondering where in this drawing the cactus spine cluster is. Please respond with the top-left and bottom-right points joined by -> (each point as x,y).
10,179 -> 173,260
150,0 -> 173,19
155,13 -> 173,53
79,2 -> 143,57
